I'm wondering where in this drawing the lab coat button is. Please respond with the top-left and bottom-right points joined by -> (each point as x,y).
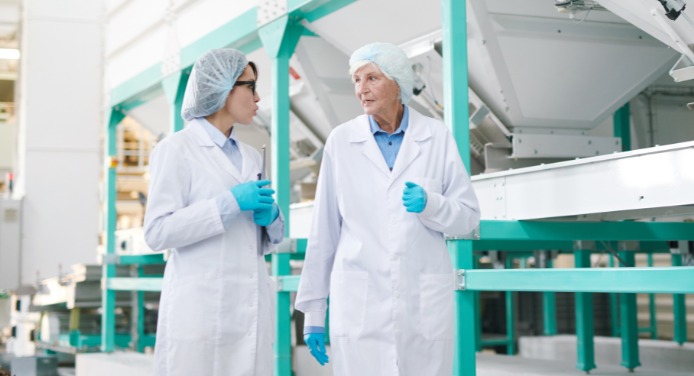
249,302 -> 253,307
247,332 -> 251,336
248,217 -> 252,222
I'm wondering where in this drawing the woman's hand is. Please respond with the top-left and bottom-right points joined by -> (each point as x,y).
253,202 -> 279,227
230,180 -> 275,212
402,182 -> 427,213
304,333 -> 329,366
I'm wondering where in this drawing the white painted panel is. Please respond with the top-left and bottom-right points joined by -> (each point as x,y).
176,0 -> 255,48
21,151 -> 100,283
0,122 -> 15,171
498,33 -> 675,123
0,199 -> 21,290
106,26 -> 168,89
24,22 -> 101,147
106,0 -> 129,14
16,0 -> 102,284
472,142 -> 694,220
27,0 -> 103,20
309,0 -> 442,54
105,0 -> 168,56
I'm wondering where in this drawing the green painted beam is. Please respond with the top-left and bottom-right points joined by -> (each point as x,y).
106,278 -> 163,292
504,257 -> 515,355
464,267 -> 694,294
479,221 -> 694,241
574,249 -> 596,373
118,254 -> 166,265
442,0 -> 475,373
101,108 -> 126,353
609,255 -> 620,337
614,102 -> 631,152
277,275 -> 301,292
479,338 -> 513,346
672,254 -> 689,345
646,253 -> 658,340
542,258 -> 557,336
618,251 -> 641,371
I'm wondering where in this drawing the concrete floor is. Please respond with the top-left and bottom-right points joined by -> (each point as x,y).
519,335 -> 694,373
73,348 -> 694,376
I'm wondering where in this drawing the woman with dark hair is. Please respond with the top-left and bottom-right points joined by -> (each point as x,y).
144,48 -> 283,376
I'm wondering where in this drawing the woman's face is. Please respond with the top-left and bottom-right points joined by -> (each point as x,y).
224,64 -> 260,125
353,62 -> 400,116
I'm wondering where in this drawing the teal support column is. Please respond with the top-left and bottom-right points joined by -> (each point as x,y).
259,15 -> 302,376
672,253 -> 688,345
613,102 -> 631,152
474,256 -> 481,352
102,107 -> 126,352
131,265 -> 146,353
574,243 -> 596,373
608,255 -> 620,337
442,0 -> 475,373
162,70 -> 190,133
618,247 -> 641,371
542,257 -> 557,336
647,254 -> 658,339
505,257 -> 515,355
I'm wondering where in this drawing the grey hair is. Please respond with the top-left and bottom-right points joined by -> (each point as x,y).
349,60 -> 395,82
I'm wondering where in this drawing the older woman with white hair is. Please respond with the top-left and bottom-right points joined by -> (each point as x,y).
295,42 -> 481,375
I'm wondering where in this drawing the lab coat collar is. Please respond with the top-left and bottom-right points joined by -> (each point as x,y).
349,106 -> 432,184
188,119 -> 244,183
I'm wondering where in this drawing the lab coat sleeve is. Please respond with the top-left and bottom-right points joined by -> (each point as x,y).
144,141 -> 226,251
216,190 -> 241,229
295,148 -> 341,328
261,209 -> 285,255
417,130 -> 481,236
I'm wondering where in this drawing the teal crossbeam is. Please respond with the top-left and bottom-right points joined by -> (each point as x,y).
478,221 -> 694,241
106,278 -> 163,292
464,267 -> 694,294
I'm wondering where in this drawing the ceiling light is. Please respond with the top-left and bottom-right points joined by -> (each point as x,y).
0,49 -> 20,60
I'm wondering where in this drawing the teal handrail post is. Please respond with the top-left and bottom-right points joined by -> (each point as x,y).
442,0 -> 476,374
646,253 -> 658,339
541,254 -> 557,336
258,15 -> 302,376
608,255 -> 620,337
101,107 -> 126,352
505,257 -> 515,355
162,70 -> 191,133
672,251 -> 688,345
618,242 -> 641,372
574,242 -> 596,373
613,102 -> 631,152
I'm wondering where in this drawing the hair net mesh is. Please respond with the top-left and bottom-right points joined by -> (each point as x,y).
349,42 -> 415,105
181,49 -> 249,121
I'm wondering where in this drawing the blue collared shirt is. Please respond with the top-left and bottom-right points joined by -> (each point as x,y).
198,118 -> 282,242
369,105 -> 409,171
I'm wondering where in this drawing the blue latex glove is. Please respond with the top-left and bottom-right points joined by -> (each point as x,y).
253,202 -> 279,227
304,333 -> 329,366
402,182 -> 427,213
230,180 -> 275,212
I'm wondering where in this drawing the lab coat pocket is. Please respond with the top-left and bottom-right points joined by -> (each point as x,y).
168,275 -> 218,341
419,273 -> 455,340
329,271 -> 369,338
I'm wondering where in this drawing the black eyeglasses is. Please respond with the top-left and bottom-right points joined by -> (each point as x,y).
234,80 -> 257,95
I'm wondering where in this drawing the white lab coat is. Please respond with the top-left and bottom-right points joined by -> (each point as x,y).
295,107 -> 480,376
144,119 -> 281,376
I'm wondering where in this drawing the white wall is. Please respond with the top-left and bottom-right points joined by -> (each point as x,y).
13,0 -> 103,284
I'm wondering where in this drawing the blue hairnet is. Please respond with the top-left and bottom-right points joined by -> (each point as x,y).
349,42 -> 415,105
181,49 -> 249,121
